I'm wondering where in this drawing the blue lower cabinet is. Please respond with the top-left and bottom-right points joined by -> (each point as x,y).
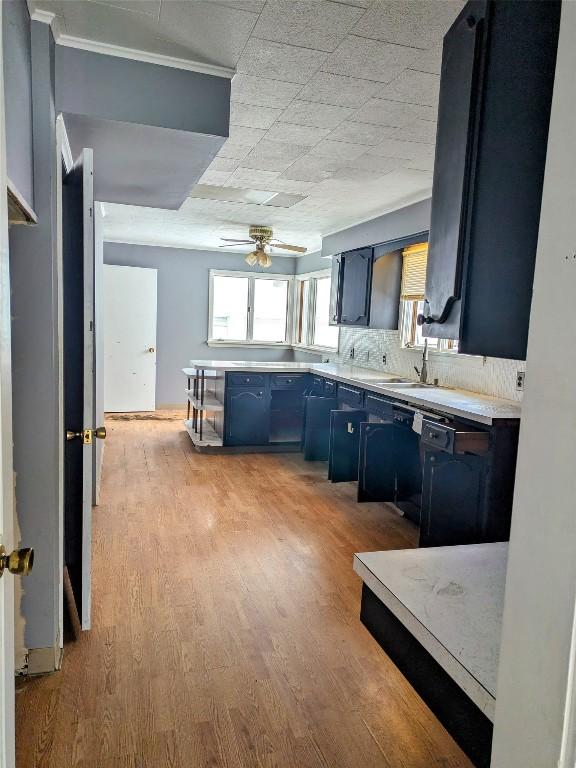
420,451 -> 488,547
328,409 -> 367,482
225,387 -> 270,446
302,395 -> 338,461
357,421 -> 396,502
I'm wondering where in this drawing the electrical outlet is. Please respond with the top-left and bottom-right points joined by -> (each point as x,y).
382,354 -> 387,365
516,371 -> 525,391
349,347 -> 355,360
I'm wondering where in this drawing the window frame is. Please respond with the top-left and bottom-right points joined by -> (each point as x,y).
292,269 -> 339,353
208,269 -> 295,347
399,299 -> 459,353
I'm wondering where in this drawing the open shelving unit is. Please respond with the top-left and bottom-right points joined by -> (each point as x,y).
182,366 -> 224,449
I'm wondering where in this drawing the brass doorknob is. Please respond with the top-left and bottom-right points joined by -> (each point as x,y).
147,347 -> 155,353
66,427 -> 106,443
0,545 -> 34,578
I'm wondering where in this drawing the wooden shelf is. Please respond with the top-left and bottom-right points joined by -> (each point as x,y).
184,390 -> 224,412
183,418 -> 223,448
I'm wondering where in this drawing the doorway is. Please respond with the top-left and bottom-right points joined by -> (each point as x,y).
103,265 -> 157,413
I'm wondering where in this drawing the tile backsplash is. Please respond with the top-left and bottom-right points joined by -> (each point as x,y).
332,327 -> 526,402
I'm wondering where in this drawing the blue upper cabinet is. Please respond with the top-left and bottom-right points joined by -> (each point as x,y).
329,246 -> 402,329
421,0 -> 561,360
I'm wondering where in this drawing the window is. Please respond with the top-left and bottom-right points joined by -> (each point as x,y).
209,270 -> 292,345
399,244 -> 458,353
294,270 -> 339,351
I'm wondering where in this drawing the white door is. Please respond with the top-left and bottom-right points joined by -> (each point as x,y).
0,9 -> 16,766
104,265 -> 157,412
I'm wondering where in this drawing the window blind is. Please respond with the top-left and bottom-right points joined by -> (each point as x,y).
401,243 -> 428,301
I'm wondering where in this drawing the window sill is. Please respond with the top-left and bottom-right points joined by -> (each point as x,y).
292,343 -> 337,355
207,339 -> 291,349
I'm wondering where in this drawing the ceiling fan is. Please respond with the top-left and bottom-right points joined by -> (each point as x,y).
219,225 -> 307,268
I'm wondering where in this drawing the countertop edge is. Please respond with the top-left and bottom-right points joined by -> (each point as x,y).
189,360 -> 521,425
353,554 -> 496,720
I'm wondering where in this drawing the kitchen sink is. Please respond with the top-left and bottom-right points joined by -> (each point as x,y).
375,381 -> 432,388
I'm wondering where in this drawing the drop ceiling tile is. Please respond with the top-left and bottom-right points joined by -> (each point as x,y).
236,39 -> 329,84
406,154 -> 435,172
298,72 -> 383,109
331,167 -> 394,183
54,0 -> 199,60
198,169 -> 234,186
265,192 -> 307,208
351,98 -> 436,128
86,0 -> 161,18
228,125 -> 267,146
393,119 -> 437,144
279,100 -> 354,129
323,36 -> 420,84
252,0 -> 364,52
158,1 -> 259,69
265,123 -> 331,147
352,1 -> 463,49
209,157 -> 240,173
241,140 -> 308,172
209,0 -> 266,12
327,121 -> 397,145
230,102 -> 284,130
227,168 -> 281,188
231,75 -> 303,109
343,153 -> 406,173
280,155 -> 345,183
217,142 -> 253,161
378,69 -> 441,107
411,45 -> 443,75
368,138 -> 435,160
309,139 -> 368,161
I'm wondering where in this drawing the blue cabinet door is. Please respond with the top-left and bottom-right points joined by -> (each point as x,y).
328,409 -> 367,483
302,395 -> 338,461
225,387 -> 270,446
420,451 -> 487,547
357,422 -> 396,503
339,247 -> 373,327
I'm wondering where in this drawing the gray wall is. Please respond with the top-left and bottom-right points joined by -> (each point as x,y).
322,198 -> 431,256
56,46 -> 231,137
9,19 -> 61,660
295,250 -> 329,274
3,0 -> 34,209
104,243 -> 320,406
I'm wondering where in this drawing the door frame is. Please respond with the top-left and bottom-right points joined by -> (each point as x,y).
0,9 -> 16,767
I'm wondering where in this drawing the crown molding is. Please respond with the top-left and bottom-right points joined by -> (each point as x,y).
26,1 -> 234,78
56,33 -> 234,79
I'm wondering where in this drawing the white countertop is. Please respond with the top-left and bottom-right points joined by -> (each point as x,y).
354,543 -> 508,720
189,360 -> 521,425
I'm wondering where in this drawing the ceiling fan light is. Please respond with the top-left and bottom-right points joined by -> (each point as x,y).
245,251 -> 258,266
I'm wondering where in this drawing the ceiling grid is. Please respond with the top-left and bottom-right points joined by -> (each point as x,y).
31,0 -> 464,252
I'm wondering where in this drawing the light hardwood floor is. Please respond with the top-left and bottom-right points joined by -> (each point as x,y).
16,414 -> 472,767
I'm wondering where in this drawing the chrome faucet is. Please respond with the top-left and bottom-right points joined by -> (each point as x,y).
414,339 -> 429,384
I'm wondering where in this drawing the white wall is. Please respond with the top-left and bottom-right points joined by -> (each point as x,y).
491,3 -> 576,765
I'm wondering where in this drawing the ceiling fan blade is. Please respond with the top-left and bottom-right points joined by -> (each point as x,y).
271,242 -> 307,253
219,242 -> 253,248
220,238 -> 255,243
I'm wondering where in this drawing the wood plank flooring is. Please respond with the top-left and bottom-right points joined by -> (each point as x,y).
16,414 -> 472,767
